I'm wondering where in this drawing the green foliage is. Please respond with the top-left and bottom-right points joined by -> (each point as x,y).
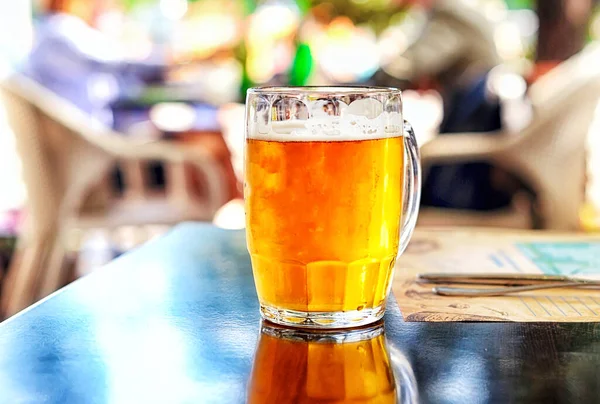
289,42 -> 313,85
311,0 -> 407,34
296,0 -> 311,14
504,0 -> 533,10
120,0 -> 157,11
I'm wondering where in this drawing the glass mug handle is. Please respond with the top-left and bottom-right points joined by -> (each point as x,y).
398,120 -> 421,255
388,343 -> 420,404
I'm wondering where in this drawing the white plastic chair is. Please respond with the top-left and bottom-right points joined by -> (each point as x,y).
0,73 -> 229,316
419,44 -> 600,231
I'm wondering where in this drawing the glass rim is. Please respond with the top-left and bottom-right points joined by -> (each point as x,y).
247,86 -> 402,98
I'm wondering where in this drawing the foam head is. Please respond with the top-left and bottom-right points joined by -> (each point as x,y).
246,88 -> 404,142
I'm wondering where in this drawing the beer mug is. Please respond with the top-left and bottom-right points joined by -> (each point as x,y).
247,322 -> 418,403
245,87 -> 420,328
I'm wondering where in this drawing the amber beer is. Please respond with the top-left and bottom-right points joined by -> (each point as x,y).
247,325 -> 396,403
245,133 -> 404,316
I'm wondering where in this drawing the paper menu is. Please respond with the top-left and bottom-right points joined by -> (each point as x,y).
392,229 -> 600,322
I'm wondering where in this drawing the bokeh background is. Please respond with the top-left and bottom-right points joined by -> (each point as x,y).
0,0 -> 599,314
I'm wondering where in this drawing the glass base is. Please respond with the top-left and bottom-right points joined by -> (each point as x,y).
260,304 -> 385,329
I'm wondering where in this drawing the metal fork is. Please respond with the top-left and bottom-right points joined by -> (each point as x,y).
416,273 -> 600,296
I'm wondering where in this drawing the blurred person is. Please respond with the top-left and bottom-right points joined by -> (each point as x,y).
533,0 -> 594,82
22,0 -> 167,194
378,0 -> 502,101
23,0 -> 165,125
375,0 -> 523,212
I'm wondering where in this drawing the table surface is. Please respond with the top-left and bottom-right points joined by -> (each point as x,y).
0,223 -> 598,404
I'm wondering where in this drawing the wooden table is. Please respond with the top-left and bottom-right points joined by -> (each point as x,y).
0,223 -> 598,403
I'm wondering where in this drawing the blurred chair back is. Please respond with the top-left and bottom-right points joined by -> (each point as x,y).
420,44 -> 600,230
0,72 -> 228,317
0,73 -> 107,315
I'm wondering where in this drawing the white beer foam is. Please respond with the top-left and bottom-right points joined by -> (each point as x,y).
249,113 -> 403,141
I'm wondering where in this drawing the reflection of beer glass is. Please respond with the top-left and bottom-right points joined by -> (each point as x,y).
247,322 -> 418,403
245,87 -> 420,328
